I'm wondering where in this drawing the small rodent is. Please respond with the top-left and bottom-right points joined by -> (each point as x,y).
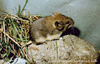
30,12 -> 74,44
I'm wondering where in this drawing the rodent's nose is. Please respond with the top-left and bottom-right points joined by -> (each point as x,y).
67,20 -> 74,28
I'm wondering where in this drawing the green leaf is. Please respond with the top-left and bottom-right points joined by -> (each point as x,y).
18,4 -> 21,15
11,19 -> 23,42
21,0 -> 28,14
55,40 -> 58,59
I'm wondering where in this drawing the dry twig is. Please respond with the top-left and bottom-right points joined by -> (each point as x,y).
0,29 -> 21,47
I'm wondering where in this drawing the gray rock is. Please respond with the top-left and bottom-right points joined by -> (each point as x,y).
27,35 -> 99,64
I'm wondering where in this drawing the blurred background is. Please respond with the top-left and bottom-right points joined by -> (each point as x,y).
0,0 -> 100,50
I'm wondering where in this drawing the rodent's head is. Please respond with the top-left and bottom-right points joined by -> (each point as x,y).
52,12 -> 74,31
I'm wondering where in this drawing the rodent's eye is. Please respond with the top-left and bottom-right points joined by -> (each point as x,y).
65,21 -> 70,24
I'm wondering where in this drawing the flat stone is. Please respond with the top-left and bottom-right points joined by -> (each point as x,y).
27,35 -> 100,64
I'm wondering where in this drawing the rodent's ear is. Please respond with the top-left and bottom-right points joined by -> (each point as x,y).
54,21 -> 64,31
52,12 -> 60,16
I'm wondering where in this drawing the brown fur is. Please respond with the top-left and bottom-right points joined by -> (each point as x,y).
30,12 -> 74,44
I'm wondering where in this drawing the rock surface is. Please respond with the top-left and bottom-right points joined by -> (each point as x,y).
27,35 -> 100,64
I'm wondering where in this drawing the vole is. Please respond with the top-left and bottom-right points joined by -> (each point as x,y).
30,12 -> 74,44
